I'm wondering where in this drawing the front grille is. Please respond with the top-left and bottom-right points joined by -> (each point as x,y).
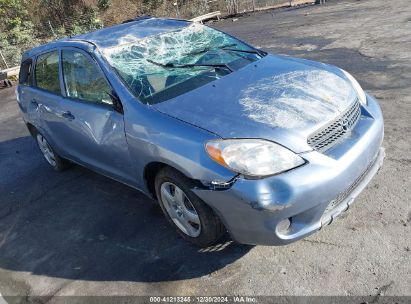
307,99 -> 361,152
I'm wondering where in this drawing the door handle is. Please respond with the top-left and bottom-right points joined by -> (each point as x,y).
62,111 -> 75,121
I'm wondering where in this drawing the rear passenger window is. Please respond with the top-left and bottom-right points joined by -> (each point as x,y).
19,59 -> 33,86
35,51 -> 61,94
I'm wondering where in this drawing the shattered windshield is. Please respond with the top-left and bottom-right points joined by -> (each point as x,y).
102,23 -> 264,104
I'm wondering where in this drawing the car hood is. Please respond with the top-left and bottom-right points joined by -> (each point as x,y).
152,54 -> 358,153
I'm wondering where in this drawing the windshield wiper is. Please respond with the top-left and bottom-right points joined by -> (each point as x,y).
183,43 -> 238,56
147,59 -> 233,72
221,47 -> 267,57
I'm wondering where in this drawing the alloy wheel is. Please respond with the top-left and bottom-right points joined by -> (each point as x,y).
160,182 -> 201,237
36,134 -> 57,167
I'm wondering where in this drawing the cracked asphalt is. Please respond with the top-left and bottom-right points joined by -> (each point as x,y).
0,0 -> 410,300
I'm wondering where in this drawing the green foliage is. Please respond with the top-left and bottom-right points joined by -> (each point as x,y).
0,39 -> 23,67
0,0 -> 34,41
97,0 -> 111,10
0,0 -> 235,69
0,0 -> 37,67
36,0 -> 103,37
68,6 -> 103,36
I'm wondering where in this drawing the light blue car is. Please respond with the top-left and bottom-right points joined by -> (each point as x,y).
16,17 -> 385,247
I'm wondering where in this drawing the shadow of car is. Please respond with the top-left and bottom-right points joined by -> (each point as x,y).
0,136 -> 252,282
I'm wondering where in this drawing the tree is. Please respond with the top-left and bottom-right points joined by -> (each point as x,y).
98,0 -> 111,11
0,0 -> 36,67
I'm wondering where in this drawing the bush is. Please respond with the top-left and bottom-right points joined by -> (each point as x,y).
98,0 -> 111,10
0,0 -> 37,68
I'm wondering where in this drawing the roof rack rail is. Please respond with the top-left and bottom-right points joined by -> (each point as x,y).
67,38 -> 99,48
122,15 -> 152,24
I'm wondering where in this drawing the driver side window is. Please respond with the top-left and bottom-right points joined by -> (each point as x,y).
62,50 -> 113,105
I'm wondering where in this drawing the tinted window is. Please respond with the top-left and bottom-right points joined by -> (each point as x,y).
35,51 -> 61,94
62,50 -> 112,105
19,59 -> 33,86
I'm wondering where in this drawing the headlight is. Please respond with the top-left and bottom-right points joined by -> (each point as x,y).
341,69 -> 367,106
205,139 -> 305,178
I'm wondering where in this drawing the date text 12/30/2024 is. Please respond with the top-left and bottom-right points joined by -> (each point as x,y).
149,296 -> 257,303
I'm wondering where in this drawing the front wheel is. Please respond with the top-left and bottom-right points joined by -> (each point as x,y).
35,132 -> 70,171
155,167 -> 225,247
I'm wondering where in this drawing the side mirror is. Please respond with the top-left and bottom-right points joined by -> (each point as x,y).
106,90 -> 123,114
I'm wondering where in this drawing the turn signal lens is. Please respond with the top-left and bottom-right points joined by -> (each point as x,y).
205,144 -> 227,167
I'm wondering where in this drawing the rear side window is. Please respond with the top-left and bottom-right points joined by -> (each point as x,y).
35,51 -> 61,94
19,59 -> 33,86
61,50 -> 113,105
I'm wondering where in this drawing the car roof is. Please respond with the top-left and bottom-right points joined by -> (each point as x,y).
22,17 -> 191,61
74,16 -> 191,48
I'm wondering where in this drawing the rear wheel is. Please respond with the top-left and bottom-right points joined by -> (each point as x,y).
35,132 -> 70,171
155,167 -> 225,247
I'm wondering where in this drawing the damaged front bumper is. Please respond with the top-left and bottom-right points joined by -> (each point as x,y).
193,94 -> 385,245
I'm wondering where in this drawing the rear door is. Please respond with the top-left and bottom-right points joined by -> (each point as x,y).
30,50 -> 68,149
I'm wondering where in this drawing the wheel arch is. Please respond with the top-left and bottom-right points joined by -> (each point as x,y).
143,161 -> 206,200
144,161 -> 168,199
26,122 -> 38,137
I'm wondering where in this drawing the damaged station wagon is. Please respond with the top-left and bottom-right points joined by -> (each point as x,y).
16,17 -> 385,246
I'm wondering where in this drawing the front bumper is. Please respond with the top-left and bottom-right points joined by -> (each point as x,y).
193,94 -> 385,245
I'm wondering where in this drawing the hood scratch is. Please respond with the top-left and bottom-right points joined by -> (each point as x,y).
239,70 -> 356,129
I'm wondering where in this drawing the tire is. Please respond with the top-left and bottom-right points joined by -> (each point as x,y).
34,130 -> 70,171
155,167 -> 225,247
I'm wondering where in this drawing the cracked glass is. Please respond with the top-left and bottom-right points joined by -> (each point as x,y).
102,23 -> 263,104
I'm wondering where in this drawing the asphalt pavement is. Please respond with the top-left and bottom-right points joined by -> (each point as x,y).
0,0 -> 409,300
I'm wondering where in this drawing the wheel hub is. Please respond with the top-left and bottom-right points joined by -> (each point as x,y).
36,134 -> 57,167
160,182 -> 201,237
